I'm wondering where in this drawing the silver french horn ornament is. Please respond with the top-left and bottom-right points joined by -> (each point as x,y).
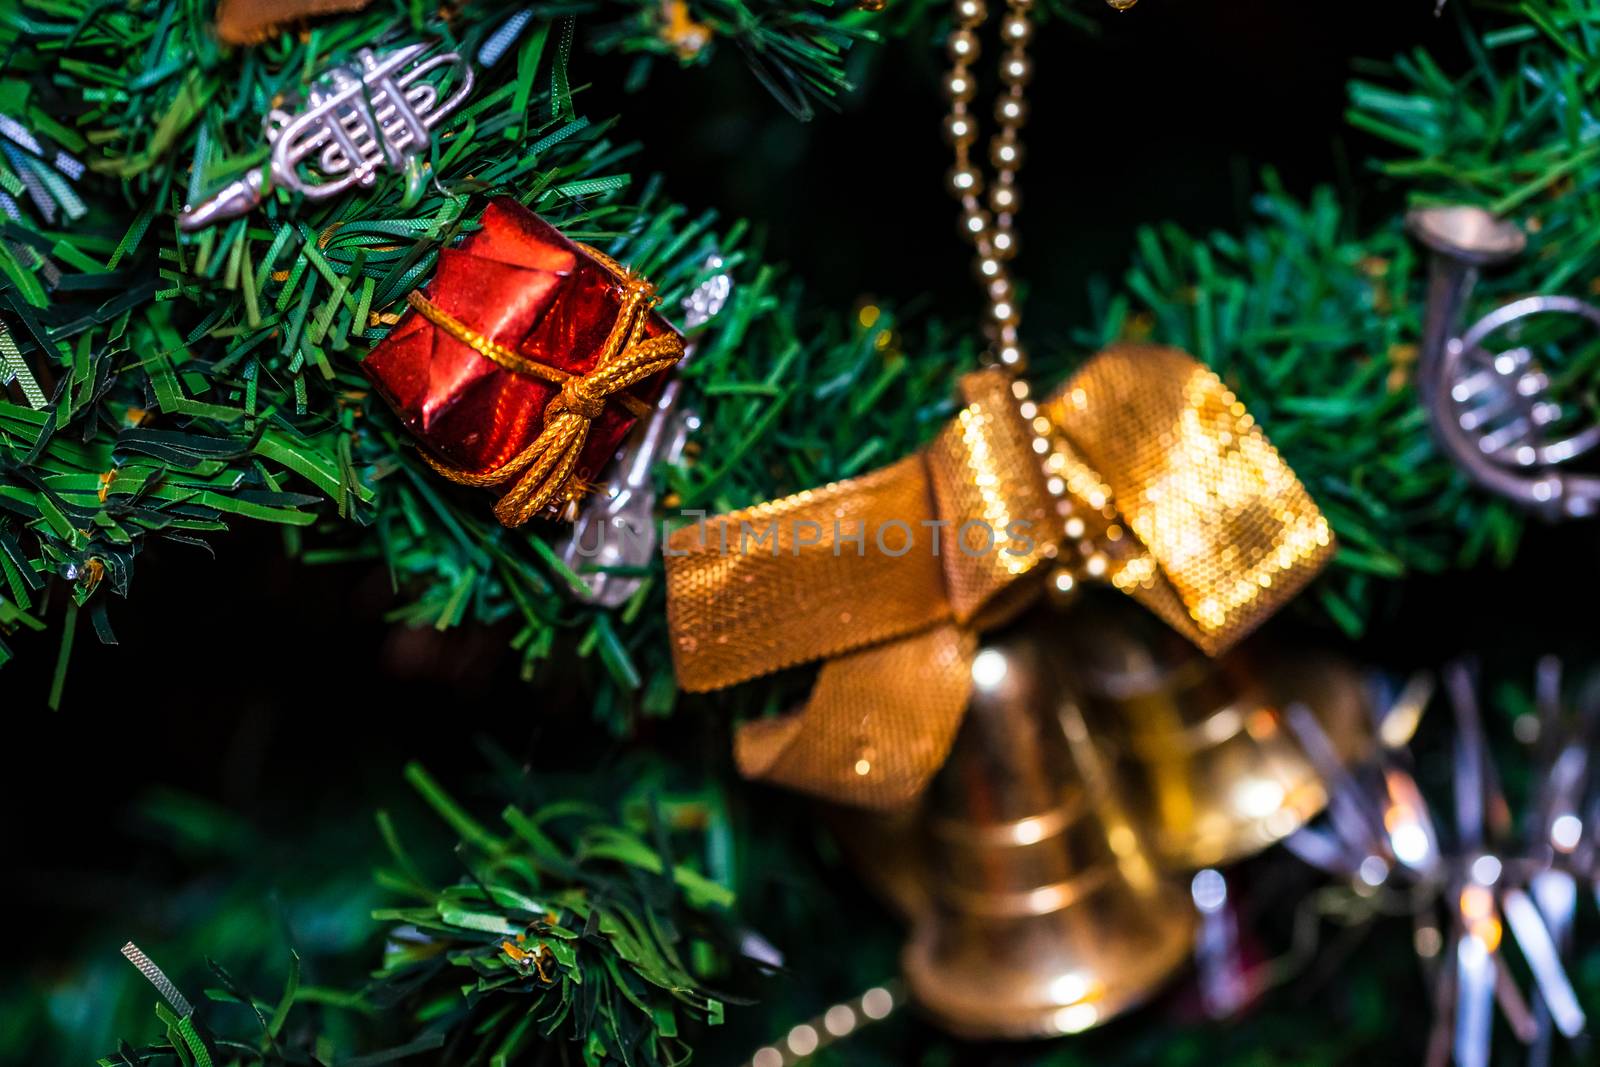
1409,205 -> 1600,519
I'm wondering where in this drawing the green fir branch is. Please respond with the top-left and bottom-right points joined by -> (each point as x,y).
1048,1 -> 1600,635
99,761 -> 736,1067
1071,176 -> 1521,636
5,0 -> 1600,691
0,0 -> 872,704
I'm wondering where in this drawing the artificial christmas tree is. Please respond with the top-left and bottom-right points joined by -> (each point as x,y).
6,1 -> 1600,1066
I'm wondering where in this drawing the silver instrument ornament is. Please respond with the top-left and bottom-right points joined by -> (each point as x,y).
180,44 -> 473,231
557,256 -> 733,606
1409,205 -> 1600,519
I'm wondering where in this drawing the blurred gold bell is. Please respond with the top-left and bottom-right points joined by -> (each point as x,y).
897,606 -> 1195,1038
1060,593 -> 1372,871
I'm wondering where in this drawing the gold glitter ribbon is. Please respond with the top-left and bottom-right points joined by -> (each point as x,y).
410,246 -> 684,527
665,344 -> 1334,809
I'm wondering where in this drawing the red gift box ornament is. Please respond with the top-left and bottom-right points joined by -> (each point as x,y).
362,198 -> 686,526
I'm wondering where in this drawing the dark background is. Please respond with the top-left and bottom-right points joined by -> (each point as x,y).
13,1 -> 1576,1062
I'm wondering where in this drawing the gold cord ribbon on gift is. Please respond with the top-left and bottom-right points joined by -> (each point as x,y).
408,246 -> 684,527
664,345 -> 1334,809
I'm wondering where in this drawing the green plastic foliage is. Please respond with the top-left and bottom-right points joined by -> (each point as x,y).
6,0 -> 1600,699
0,0 -> 860,702
370,763 -> 729,1067
1070,3 -> 1600,635
102,764 -> 733,1067
1075,179 -> 1519,637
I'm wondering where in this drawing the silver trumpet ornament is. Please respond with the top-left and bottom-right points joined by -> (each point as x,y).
180,44 -> 474,231
1409,204 -> 1600,518
557,257 -> 733,606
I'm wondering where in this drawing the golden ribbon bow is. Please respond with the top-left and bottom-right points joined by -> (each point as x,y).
407,247 -> 685,526
665,344 -> 1334,809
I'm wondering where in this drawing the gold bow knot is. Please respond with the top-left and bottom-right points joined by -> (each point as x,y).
665,344 -> 1335,810
556,376 -> 607,420
409,250 -> 685,526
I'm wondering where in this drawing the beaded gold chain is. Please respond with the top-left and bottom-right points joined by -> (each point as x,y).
942,0 -> 1109,589
943,0 -> 1033,371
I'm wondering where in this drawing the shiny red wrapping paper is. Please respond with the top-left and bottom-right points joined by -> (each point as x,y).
361,198 -> 676,488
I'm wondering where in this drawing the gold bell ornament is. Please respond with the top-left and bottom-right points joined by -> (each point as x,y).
1059,593 -> 1374,870
667,348 -> 1345,1041
902,605 -> 1195,1037
674,0 -> 1358,1044
922,0 -> 1371,882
